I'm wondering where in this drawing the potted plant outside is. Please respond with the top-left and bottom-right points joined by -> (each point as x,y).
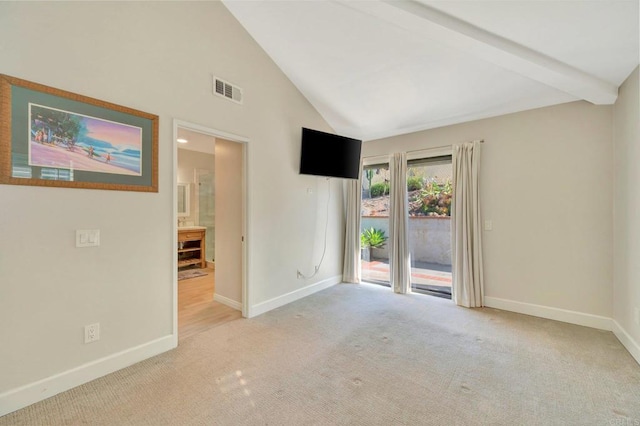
361,227 -> 388,262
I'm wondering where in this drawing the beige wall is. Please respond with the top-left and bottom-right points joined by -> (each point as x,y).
0,1 -> 343,397
215,139 -> 243,303
613,66 -> 640,344
364,101 -> 613,317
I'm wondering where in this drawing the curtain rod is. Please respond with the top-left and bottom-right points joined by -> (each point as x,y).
404,139 -> 484,155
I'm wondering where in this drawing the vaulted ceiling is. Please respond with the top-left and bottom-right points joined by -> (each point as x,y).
223,0 -> 639,141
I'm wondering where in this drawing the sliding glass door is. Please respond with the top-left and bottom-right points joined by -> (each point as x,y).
358,154 -> 452,298
406,156 -> 453,298
360,163 -> 390,285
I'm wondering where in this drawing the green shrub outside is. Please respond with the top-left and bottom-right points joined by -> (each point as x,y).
370,182 -> 390,197
419,179 -> 452,216
407,176 -> 423,191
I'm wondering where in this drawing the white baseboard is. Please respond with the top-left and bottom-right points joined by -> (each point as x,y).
213,293 -> 241,311
612,320 -> 640,366
483,296 -> 613,331
249,275 -> 342,318
0,335 -> 176,417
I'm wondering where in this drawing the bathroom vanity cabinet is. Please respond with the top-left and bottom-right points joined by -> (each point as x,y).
178,227 -> 206,269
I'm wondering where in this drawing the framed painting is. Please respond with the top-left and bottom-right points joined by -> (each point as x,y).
0,74 -> 158,192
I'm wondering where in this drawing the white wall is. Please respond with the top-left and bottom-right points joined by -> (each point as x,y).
215,138 -> 243,304
0,1 -> 343,405
613,67 -> 640,351
364,101 -> 613,318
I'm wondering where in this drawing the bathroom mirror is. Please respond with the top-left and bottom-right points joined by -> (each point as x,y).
177,183 -> 190,217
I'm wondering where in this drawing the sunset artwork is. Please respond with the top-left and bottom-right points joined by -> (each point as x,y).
28,104 -> 142,176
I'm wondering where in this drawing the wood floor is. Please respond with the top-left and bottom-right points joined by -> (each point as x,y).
178,267 -> 242,341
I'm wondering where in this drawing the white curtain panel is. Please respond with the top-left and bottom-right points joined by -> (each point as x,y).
451,141 -> 484,307
342,173 -> 362,283
389,152 -> 411,294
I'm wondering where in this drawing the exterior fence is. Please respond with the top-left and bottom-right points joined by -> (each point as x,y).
361,216 -> 451,266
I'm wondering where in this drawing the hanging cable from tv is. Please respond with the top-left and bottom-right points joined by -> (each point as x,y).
297,178 -> 331,280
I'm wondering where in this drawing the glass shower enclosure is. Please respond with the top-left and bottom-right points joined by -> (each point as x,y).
196,169 -> 215,262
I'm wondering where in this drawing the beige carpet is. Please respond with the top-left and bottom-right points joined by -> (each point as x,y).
2,283 -> 640,425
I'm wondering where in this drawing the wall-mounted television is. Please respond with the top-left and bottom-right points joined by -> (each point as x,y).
299,127 -> 362,180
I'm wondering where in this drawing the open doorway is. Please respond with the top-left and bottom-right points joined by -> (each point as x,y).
174,121 -> 248,342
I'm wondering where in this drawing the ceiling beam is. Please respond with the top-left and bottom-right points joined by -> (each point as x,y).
347,0 -> 618,104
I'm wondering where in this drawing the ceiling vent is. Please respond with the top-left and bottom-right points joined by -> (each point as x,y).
213,77 -> 243,104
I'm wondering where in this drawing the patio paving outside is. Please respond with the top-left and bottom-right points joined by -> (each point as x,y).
361,258 -> 452,288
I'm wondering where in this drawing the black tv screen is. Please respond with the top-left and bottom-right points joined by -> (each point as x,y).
299,128 -> 362,180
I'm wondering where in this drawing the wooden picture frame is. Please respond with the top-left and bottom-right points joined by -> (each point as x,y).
0,74 -> 158,192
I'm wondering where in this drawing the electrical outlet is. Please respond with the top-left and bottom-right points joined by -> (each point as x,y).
76,230 -> 100,248
634,307 -> 640,326
84,323 -> 100,343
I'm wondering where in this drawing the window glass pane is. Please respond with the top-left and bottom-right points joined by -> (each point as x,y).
361,164 -> 390,285
407,156 -> 453,298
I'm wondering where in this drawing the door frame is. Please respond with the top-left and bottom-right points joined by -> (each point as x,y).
172,119 -> 250,343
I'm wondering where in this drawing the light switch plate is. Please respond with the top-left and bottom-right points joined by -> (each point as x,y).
76,230 -> 100,247
484,220 -> 493,231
